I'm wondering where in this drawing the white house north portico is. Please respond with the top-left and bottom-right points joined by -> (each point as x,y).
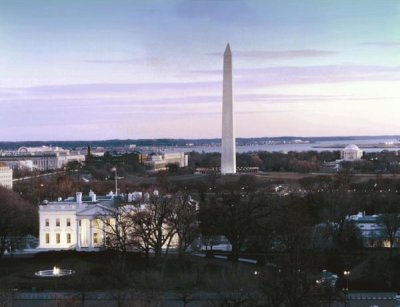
38,191 -> 117,250
38,190 -> 185,252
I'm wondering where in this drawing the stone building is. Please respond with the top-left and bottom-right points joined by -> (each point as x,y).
0,162 -> 13,189
0,146 -> 85,171
341,144 -> 363,161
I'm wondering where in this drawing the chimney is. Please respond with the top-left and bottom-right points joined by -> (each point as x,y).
89,190 -> 96,202
76,192 -> 82,204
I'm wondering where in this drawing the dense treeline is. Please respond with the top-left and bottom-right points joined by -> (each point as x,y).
0,187 -> 38,258
189,150 -> 340,172
189,150 -> 400,174
196,174 -> 400,292
342,151 -> 400,173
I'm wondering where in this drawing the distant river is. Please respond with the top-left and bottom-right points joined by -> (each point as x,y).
146,137 -> 400,154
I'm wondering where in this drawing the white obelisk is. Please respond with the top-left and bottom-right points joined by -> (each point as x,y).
221,43 -> 236,174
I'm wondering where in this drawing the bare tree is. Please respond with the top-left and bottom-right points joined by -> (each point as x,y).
129,209 -> 154,266
133,194 -> 177,264
317,190 -> 363,252
99,191 -> 198,270
379,213 -> 400,257
0,187 -> 37,259
206,191 -> 270,261
55,175 -> 78,199
171,192 -> 199,257
97,203 -> 135,254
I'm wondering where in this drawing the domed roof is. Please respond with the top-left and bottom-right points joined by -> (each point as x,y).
344,144 -> 360,151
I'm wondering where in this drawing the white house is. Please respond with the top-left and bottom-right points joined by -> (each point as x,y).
37,190 -> 184,251
38,191 -> 116,250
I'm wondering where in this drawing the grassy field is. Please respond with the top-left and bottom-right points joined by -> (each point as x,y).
0,251 -> 235,292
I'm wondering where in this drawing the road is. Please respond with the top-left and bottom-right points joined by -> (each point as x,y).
4,291 -> 400,307
13,171 -> 65,182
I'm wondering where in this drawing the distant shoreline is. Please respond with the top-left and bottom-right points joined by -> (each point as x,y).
2,136 -> 400,153
313,143 -> 400,149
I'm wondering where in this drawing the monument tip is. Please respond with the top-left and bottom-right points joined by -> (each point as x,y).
224,43 -> 231,54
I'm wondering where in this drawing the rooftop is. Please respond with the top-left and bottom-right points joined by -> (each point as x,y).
344,144 -> 361,151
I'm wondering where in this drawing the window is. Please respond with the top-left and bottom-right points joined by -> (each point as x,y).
66,218 -> 71,227
56,233 -> 61,244
93,233 -> 98,244
66,233 -> 71,244
45,233 -> 50,244
45,219 -> 49,227
56,218 -> 60,227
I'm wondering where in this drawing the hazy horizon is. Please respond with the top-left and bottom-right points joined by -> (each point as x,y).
2,134 -> 400,144
1,0 -> 399,141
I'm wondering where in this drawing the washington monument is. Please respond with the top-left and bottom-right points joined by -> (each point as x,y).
221,43 -> 236,174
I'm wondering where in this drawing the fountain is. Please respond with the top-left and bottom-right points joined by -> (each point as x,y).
35,266 -> 75,278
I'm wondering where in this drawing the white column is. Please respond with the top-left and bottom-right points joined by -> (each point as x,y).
89,219 -> 93,249
76,218 -> 80,250
102,220 -> 106,247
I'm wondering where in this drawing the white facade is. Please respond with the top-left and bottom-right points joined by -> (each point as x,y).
0,163 -> 13,189
38,192 -> 111,250
341,144 -> 363,161
38,191 -> 181,251
3,160 -> 34,171
144,152 -> 188,170
56,153 -> 86,169
17,146 -> 64,154
221,43 -> 236,174
0,146 -> 85,171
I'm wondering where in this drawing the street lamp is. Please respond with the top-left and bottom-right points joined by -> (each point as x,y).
38,183 -> 44,204
111,167 -> 117,196
343,270 -> 350,307
343,270 -> 350,291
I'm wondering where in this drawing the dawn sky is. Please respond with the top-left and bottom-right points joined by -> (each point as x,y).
1,0 -> 400,141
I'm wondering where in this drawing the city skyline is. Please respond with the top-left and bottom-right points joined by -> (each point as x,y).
1,0 -> 400,141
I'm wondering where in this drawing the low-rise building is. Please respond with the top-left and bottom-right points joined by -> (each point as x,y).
195,166 -> 259,174
3,160 -> 35,171
313,212 -> 398,249
0,162 -> 13,189
143,152 -> 188,170
0,146 -> 85,171
85,146 -> 145,168
348,212 -> 400,248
